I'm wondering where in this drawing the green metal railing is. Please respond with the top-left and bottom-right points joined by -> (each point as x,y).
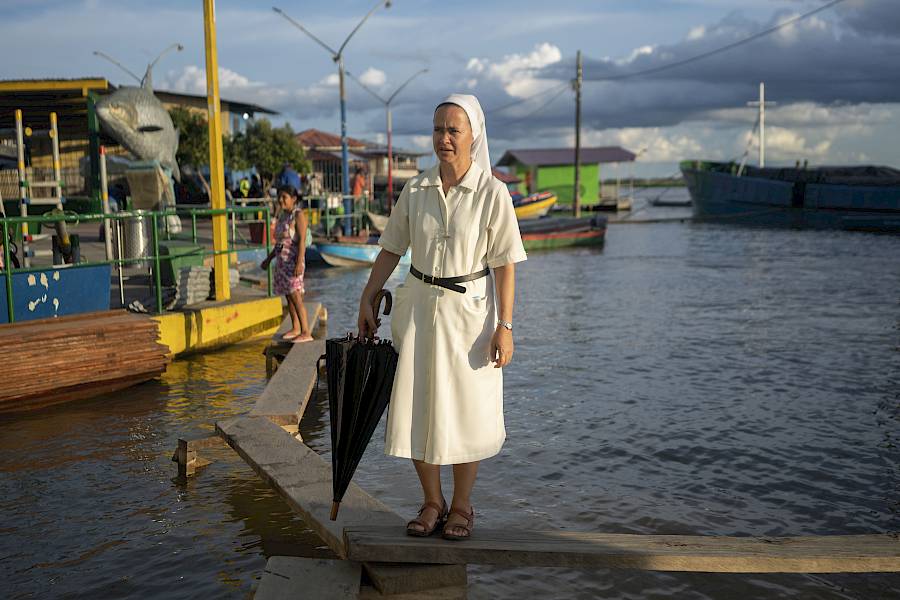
1,205 -> 272,323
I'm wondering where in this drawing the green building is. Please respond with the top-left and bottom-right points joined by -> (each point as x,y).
495,147 -> 635,206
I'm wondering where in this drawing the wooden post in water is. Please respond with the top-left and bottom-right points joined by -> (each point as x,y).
573,49 -> 583,218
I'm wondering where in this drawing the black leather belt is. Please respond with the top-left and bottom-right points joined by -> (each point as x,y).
410,265 -> 489,294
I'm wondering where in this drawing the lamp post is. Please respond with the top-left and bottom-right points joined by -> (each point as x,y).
274,1 -> 392,235
346,67 -> 427,210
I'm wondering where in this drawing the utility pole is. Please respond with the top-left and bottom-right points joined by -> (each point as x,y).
346,67 -> 427,210
747,82 -> 775,167
203,0 -> 230,301
274,1 -> 392,235
573,49 -> 583,218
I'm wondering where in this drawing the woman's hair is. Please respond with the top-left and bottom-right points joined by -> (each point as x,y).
277,184 -> 298,199
277,184 -> 307,208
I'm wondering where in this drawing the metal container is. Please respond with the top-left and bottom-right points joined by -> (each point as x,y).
114,211 -> 152,269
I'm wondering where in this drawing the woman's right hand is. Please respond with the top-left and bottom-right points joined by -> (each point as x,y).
357,298 -> 379,339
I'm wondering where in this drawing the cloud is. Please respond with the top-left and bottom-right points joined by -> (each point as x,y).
359,67 -> 386,88
164,65 -> 259,95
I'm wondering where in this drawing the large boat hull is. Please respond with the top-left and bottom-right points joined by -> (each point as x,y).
681,160 -> 900,232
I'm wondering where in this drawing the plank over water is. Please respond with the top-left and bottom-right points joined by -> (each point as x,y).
216,416 -> 466,594
251,302 -> 323,425
217,415 -> 402,555
344,527 -> 900,573
255,557 -> 360,600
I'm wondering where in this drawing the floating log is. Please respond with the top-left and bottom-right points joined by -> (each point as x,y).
0,310 -> 170,413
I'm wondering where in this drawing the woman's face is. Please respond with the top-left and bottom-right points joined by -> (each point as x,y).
278,192 -> 295,210
433,104 -> 473,167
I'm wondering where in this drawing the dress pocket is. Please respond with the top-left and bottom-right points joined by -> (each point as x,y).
389,285 -> 412,346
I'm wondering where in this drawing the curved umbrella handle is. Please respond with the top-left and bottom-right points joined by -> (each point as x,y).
371,289 -> 392,318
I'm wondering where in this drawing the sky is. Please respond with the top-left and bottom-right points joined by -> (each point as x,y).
2,0 -> 899,177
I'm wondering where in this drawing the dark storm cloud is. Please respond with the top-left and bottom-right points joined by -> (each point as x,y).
495,0 -> 900,133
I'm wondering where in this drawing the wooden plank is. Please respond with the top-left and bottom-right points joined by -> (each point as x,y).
362,563 -> 468,596
215,416 -> 466,594
254,556 -> 360,600
357,584 -> 468,600
344,527 -> 900,573
252,303 -> 323,425
216,415 -> 403,557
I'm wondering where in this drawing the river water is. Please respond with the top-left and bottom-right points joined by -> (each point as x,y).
2,190 -> 899,599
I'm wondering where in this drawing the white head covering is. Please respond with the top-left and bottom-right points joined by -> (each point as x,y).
435,93 -> 491,176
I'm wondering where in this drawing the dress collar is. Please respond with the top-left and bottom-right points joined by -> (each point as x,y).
419,162 -> 483,191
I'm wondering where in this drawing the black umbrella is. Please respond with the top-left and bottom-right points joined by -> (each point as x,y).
325,290 -> 398,521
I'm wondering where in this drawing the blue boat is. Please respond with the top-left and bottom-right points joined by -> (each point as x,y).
314,241 -> 411,268
680,160 -> 900,233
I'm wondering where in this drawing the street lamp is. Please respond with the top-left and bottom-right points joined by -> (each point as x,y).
273,1 -> 392,235
346,67 -> 427,210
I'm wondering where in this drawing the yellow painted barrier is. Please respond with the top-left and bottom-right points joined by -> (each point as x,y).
153,297 -> 282,357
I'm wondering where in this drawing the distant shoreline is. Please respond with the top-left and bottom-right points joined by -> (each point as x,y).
601,178 -> 686,188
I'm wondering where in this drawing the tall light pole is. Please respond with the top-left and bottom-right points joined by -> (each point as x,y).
274,1 -> 392,235
573,49 -> 583,218
346,67 -> 427,210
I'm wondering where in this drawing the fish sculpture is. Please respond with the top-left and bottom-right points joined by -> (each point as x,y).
96,79 -> 181,181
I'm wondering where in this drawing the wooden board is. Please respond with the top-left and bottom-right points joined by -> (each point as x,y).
344,527 -> 900,573
215,416 -> 466,594
254,556 -> 360,600
0,309 -> 168,413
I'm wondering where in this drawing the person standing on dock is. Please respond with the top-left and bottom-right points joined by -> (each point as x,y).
261,185 -> 312,343
357,94 -> 526,541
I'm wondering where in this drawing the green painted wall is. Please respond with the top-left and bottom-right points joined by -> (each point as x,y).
509,161 -> 599,205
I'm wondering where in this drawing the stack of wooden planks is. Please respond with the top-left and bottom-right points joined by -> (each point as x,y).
0,310 -> 170,414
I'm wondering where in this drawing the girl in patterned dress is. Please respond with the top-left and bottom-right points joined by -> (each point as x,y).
261,185 -> 312,343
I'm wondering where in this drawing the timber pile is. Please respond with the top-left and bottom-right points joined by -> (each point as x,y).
0,310 -> 170,414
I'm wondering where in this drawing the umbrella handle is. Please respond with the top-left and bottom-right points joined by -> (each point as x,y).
372,289 -> 392,318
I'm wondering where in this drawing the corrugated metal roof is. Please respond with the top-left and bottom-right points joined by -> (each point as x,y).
496,147 -> 636,166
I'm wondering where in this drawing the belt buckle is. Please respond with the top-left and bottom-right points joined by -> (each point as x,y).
423,274 -> 434,285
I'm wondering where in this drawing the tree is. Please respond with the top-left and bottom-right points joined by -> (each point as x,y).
168,106 -> 213,197
227,119 -> 310,191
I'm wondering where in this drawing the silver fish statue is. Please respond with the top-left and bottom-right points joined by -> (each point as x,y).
96,81 -> 180,181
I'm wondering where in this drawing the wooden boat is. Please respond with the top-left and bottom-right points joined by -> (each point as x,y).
513,191 -> 557,220
315,241 -> 411,268
518,216 -> 607,251
0,310 -> 169,414
681,160 -> 900,232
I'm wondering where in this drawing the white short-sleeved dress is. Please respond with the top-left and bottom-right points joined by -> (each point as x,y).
378,162 -> 527,465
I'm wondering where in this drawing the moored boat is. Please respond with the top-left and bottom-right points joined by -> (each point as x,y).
680,160 -> 900,232
518,215 -> 607,251
315,241 -> 412,268
513,191 -> 558,220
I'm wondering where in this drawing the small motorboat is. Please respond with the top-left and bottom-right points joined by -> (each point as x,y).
314,240 -> 411,268
517,215 -> 607,250
513,191 -> 557,220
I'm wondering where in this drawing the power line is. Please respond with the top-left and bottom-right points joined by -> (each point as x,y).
484,81 -> 569,114
584,0 -> 849,82
490,83 -> 570,128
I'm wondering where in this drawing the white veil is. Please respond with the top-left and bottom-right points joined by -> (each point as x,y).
436,93 -> 491,176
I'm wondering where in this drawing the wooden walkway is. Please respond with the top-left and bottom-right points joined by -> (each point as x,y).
205,300 -> 900,598
345,527 -> 900,573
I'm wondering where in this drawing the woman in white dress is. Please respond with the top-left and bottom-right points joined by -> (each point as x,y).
357,94 -> 526,540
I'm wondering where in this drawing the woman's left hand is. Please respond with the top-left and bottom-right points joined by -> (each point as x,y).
490,326 -> 514,368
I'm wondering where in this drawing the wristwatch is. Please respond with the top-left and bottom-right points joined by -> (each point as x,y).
497,319 -> 513,331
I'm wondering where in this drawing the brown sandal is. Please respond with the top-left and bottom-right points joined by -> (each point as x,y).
442,506 -> 474,541
406,499 -> 447,537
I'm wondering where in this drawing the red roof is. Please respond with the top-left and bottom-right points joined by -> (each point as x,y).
492,168 -> 521,184
296,128 -> 367,150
